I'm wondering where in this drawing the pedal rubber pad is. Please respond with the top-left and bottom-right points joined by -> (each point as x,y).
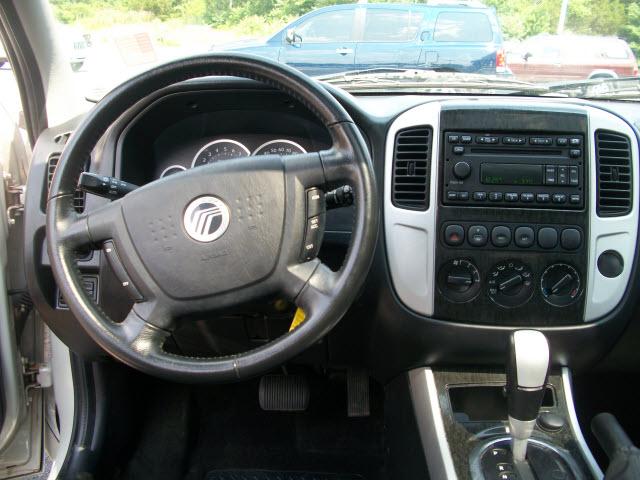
347,368 -> 370,417
259,374 -> 310,412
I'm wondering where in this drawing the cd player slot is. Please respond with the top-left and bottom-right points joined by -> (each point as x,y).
468,147 -> 563,156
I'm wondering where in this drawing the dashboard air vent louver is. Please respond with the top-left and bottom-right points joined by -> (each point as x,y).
392,126 -> 432,210
47,153 -> 85,213
595,130 -> 632,217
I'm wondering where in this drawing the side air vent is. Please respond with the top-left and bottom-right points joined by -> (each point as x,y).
392,126 -> 432,210
53,131 -> 72,146
596,130 -> 632,217
47,153 -> 85,213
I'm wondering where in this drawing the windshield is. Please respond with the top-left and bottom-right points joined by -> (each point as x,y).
48,0 -> 639,100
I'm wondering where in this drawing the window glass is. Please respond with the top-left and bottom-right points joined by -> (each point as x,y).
362,10 -> 423,43
296,10 -> 355,43
433,12 -> 493,42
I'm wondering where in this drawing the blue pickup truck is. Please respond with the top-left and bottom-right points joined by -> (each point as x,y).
214,2 -> 507,77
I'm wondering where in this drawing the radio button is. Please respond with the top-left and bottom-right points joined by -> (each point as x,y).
552,193 -> 567,204
448,135 -> 460,143
521,193 -> 535,203
503,136 -> 526,145
473,191 -> 487,201
530,137 -> 553,146
538,228 -> 558,249
505,193 -> 519,202
477,136 -> 498,144
570,137 -> 582,146
556,137 -> 569,146
491,226 -> 511,247
453,146 -> 465,155
570,194 -> 581,204
569,166 -> 579,186
514,227 -> 535,248
458,191 -> 469,201
489,192 -> 503,202
536,193 -> 551,203
558,166 -> 568,185
569,148 -> 582,158
453,161 -> 471,178
468,225 -> 488,247
444,225 -> 465,246
447,191 -> 458,201
545,166 -> 557,185
461,135 -> 472,143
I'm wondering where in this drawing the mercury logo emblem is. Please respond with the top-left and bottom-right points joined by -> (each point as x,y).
183,196 -> 230,242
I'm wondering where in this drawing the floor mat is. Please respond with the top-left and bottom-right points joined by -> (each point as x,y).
205,471 -> 364,480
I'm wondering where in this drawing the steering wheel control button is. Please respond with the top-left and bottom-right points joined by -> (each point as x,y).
514,227 -> 535,248
301,214 -> 325,261
597,251 -> 624,278
437,259 -> 481,303
560,229 -> 582,250
491,226 -> 511,247
541,263 -> 581,307
102,241 -> 143,301
468,225 -> 488,247
538,227 -> 558,249
306,188 -> 325,218
488,260 -> 534,308
444,225 -> 465,246
453,161 -> 471,178
183,195 -> 230,243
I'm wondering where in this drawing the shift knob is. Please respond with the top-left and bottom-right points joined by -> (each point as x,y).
506,330 -> 550,462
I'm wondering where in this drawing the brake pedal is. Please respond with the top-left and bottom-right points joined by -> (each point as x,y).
347,368 -> 370,417
259,374 -> 310,412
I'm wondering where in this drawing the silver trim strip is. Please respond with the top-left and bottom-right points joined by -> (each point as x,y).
409,368 -> 458,480
384,103 -> 441,316
159,164 -> 187,178
562,367 -> 603,479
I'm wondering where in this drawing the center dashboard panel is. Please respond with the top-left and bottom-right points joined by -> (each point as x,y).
384,101 -> 638,328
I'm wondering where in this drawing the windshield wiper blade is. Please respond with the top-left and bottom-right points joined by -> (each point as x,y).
545,76 -> 640,96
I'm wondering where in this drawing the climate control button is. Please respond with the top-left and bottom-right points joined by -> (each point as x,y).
491,226 -> 511,247
438,259 -> 481,303
487,260 -> 534,308
468,225 -> 488,247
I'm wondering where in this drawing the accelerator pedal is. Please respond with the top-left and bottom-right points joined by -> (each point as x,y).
259,374 -> 310,412
347,368 -> 370,418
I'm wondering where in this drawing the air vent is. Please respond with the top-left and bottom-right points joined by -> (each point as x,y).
595,130 -> 632,217
47,153 -> 85,213
53,131 -> 72,146
392,126 -> 432,210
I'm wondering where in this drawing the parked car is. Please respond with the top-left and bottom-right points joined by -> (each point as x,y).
507,34 -> 639,82
213,2 -> 507,76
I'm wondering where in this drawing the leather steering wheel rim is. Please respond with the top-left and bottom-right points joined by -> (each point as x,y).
46,53 -> 378,382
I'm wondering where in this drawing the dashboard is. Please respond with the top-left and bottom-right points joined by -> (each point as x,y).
23,78 -> 640,379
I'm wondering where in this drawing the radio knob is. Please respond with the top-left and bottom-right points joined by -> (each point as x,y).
453,161 -> 471,179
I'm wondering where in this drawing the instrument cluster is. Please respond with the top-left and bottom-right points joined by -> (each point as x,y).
159,137 -> 309,179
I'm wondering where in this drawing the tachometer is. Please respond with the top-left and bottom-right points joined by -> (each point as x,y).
252,139 -> 307,156
192,139 -> 250,167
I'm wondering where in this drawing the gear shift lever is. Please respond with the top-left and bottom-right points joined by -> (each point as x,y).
506,330 -> 550,463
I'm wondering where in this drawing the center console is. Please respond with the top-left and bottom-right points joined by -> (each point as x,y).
384,101 -> 638,327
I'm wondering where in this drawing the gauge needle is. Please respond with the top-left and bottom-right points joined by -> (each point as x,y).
551,274 -> 573,294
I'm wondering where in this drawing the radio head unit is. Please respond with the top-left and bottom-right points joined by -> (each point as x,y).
443,132 -> 585,209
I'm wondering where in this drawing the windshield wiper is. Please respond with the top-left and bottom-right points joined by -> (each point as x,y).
319,69 -> 549,95
544,76 -> 640,99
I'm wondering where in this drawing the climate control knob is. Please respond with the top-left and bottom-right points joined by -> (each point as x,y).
438,259 -> 481,303
487,260 -> 534,308
541,263 -> 581,307
453,161 -> 472,179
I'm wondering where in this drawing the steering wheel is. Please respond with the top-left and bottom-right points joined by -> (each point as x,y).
46,54 -> 378,382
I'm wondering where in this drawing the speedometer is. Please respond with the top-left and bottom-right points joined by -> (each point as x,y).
191,139 -> 250,168
252,140 -> 307,156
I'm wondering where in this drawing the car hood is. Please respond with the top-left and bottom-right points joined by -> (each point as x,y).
211,37 -> 269,51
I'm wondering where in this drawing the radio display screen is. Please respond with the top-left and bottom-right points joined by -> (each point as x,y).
480,164 -> 543,186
